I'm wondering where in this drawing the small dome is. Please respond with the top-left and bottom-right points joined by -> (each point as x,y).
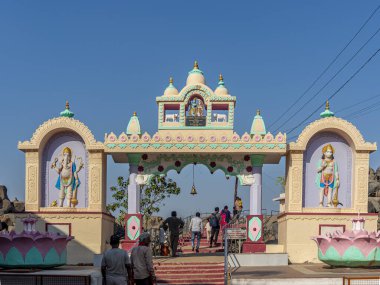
320,100 -> 335,118
186,61 -> 205,85
60,101 -> 74,118
163,77 -> 179,96
126,112 -> 141,135
250,109 -> 267,135
214,74 -> 229,96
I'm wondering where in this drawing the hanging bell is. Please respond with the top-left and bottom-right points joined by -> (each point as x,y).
190,184 -> 198,195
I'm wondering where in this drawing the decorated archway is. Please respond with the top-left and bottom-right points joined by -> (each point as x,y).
104,62 -> 287,252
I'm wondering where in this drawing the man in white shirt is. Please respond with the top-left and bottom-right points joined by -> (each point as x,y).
189,212 -> 203,252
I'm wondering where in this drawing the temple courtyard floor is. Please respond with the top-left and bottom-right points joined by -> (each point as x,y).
1,256 -> 380,285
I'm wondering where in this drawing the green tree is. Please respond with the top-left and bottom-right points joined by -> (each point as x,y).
107,175 -> 181,226
275,176 -> 286,193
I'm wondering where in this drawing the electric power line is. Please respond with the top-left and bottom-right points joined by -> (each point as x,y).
269,4 -> 380,130
335,93 -> 380,114
274,26 -> 380,133
285,47 -> 380,135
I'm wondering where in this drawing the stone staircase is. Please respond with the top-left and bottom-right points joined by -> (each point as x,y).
154,261 -> 225,285
178,231 -> 224,254
153,231 -> 225,285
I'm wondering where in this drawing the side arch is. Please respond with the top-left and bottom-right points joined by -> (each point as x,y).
18,117 -> 103,151
290,117 -> 376,152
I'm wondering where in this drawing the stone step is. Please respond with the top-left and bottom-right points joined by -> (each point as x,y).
157,277 -> 224,283
157,279 -> 224,285
156,269 -> 224,274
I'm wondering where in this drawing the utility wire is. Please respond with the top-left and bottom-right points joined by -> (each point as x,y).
269,4 -> 380,130
349,105 -> 380,119
335,93 -> 380,114
274,26 -> 380,133
285,48 -> 380,135
344,99 -> 380,119
286,93 -> 380,141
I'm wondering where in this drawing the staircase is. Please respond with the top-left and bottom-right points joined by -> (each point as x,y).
178,230 -> 224,254
153,230 -> 225,285
155,261 -> 224,285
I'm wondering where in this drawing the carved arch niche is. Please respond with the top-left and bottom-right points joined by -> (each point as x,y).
41,131 -> 88,208
287,116 -> 376,212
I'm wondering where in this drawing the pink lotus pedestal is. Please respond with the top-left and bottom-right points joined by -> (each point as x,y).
0,218 -> 73,269
313,216 -> 380,267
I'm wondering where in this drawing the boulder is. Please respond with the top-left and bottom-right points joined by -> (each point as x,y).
0,185 -> 9,201
368,197 -> 380,213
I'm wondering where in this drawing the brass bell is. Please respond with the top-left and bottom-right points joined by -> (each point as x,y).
190,185 -> 197,195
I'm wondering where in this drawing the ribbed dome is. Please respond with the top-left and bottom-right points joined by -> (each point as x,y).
186,61 -> 205,85
163,77 -> 179,96
214,74 -> 229,96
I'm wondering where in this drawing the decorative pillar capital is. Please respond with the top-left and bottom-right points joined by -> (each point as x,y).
127,154 -> 141,165
250,154 -> 265,167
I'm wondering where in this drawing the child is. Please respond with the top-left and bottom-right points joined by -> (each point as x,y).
205,219 -> 211,242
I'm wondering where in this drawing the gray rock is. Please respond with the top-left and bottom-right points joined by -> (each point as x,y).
368,197 -> 380,213
369,168 -> 376,181
0,185 -> 9,201
369,181 -> 380,197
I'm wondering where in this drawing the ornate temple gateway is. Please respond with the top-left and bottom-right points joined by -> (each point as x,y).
15,62 -> 377,265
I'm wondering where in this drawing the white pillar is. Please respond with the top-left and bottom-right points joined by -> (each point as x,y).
250,166 -> 262,215
127,164 -> 140,214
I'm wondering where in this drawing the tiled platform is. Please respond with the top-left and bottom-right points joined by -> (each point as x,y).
231,264 -> 380,285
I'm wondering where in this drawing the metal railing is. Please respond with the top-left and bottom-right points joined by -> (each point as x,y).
0,275 -> 91,285
343,276 -> 380,285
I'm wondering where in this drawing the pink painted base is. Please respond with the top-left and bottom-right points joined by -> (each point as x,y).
120,240 -> 137,251
242,241 -> 266,253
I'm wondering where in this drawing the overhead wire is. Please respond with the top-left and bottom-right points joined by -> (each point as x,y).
285,47 -> 380,135
335,93 -> 380,114
274,26 -> 380,133
268,4 -> 380,130
286,93 -> 380,142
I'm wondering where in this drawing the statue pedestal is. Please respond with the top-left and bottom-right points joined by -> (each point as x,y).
120,240 -> 138,251
242,241 -> 266,253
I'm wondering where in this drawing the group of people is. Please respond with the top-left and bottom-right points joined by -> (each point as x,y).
101,203 -> 244,284
101,234 -> 155,285
190,202 -> 243,252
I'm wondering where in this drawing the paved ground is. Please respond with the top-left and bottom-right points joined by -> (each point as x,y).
231,264 -> 380,279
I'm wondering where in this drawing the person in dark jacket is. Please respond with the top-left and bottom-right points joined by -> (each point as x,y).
208,207 -> 221,247
162,211 -> 184,257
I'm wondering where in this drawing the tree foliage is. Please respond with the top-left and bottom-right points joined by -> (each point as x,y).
275,176 -> 286,192
107,175 -> 181,225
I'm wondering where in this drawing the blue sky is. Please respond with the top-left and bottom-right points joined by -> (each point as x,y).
1,1 -> 380,218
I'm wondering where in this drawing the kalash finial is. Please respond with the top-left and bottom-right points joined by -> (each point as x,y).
60,101 -> 74,118
169,77 -> 173,84
194,60 -> 199,69
256,109 -> 261,116
133,111 -> 137,116
219,73 -> 223,81
320,100 -> 334,118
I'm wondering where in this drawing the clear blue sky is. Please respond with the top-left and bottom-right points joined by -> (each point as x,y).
1,1 -> 380,218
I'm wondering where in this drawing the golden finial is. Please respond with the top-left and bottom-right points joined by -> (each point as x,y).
256,109 -> 261,116
325,100 -> 330,110
219,74 -> 223,81
133,112 -> 137,116
194,61 -> 199,69
65,101 -> 70,110
169,77 -> 173,84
